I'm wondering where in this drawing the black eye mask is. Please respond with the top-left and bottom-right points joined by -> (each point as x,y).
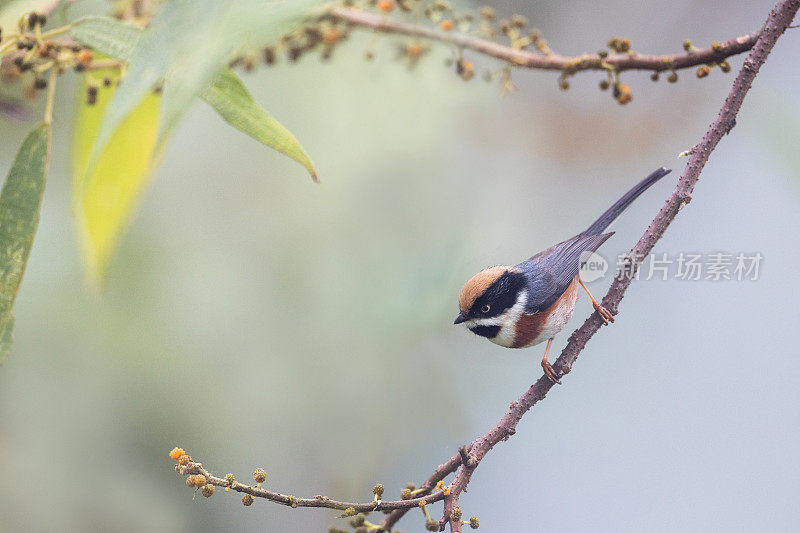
470,271 -> 526,318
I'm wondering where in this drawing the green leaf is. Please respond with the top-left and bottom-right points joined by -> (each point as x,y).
70,14 -> 318,181
72,68 -> 161,282
70,0 -> 321,181
0,124 -> 50,363
68,16 -> 142,62
203,69 -> 317,181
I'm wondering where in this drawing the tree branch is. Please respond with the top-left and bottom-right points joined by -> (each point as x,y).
176,460 -> 447,513
329,6 -> 759,74
437,1 -> 799,531
170,1 -> 800,531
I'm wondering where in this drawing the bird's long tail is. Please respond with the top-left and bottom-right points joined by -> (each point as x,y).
582,167 -> 671,236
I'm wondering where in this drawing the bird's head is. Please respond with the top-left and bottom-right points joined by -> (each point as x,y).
454,266 -> 528,343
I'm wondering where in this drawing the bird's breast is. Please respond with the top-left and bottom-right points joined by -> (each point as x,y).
510,275 -> 579,348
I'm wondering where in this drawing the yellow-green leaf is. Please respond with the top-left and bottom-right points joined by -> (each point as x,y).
203,69 -> 317,181
0,123 -> 50,363
68,1 -> 320,183
69,16 -> 318,181
72,69 -> 160,282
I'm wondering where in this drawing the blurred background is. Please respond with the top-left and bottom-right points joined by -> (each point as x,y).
2,0 -> 799,531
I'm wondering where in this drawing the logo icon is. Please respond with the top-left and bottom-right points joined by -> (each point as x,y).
579,251 -> 608,283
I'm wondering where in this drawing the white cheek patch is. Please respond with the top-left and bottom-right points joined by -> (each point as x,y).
491,290 -> 528,347
461,291 -> 529,348
463,317 -> 501,328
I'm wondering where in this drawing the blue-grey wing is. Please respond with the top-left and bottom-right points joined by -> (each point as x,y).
515,233 -> 613,313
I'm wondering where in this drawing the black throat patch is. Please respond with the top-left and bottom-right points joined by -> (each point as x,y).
468,324 -> 501,339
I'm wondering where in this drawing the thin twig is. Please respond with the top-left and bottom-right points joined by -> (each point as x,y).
43,69 -> 57,125
329,6 -> 759,74
85,59 -> 124,70
176,461 -> 447,513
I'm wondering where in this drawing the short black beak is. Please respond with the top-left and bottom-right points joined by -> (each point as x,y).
453,312 -> 468,325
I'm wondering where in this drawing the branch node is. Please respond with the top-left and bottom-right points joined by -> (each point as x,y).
458,446 -> 478,469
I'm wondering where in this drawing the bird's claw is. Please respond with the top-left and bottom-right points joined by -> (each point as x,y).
594,303 -> 615,324
541,360 -> 561,384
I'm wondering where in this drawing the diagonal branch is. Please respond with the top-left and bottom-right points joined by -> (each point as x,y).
329,6 -> 760,74
435,1 -> 799,531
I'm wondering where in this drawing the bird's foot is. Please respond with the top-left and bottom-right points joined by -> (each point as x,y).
541,359 -> 561,384
594,303 -> 615,324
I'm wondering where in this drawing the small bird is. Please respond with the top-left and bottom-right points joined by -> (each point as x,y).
454,167 -> 671,383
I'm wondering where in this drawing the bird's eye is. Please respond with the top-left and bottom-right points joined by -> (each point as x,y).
481,304 -> 491,313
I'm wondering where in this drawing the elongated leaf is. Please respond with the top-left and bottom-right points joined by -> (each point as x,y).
0,124 -> 50,363
72,68 -> 160,281
71,1 -> 320,183
204,69 -> 317,181
68,15 -> 142,62
70,15 -> 318,181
